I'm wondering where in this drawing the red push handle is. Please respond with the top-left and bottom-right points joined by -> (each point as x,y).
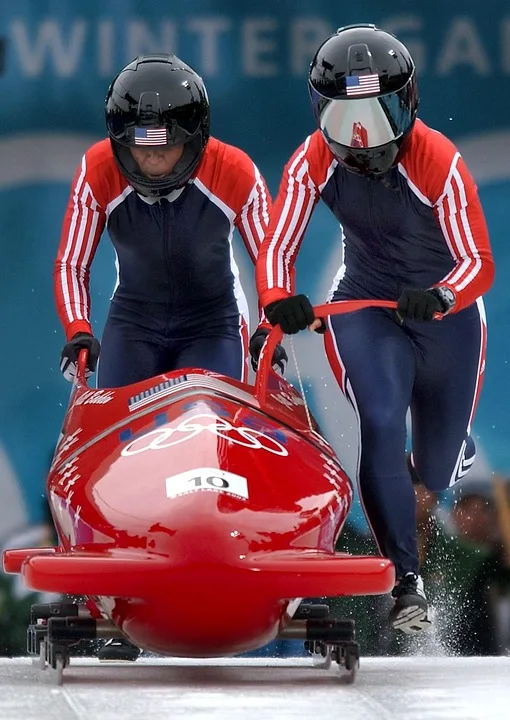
254,299 -> 398,407
74,300 -> 399,401
76,348 -> 89,387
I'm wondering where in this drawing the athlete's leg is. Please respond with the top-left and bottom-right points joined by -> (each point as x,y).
97,312 -> 170,388
172,322 -> 247,382
410,300 -> 486,491
326,308 -> 418,577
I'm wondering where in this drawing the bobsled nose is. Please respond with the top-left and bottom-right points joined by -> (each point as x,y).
154,523 -> 249,567
146,501 -> 251,569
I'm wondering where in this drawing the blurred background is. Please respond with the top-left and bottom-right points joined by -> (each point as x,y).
1,0 -> 510,656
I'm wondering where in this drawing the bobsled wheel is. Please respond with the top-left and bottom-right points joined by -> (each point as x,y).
50,650 -> 69,686
46,642 -> 70,686
34,638 -> 47,670
308,641 -> 332,670
333,642 -> 359,684
54,653 -> 66,686
341,654 -> 359,685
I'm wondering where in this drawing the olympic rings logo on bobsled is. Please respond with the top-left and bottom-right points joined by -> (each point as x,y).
121,413 -> 289,457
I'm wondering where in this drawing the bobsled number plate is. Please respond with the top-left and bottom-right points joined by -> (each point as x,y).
165,467 -> 249,500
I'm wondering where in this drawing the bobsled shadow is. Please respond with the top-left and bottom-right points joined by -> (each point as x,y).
44,657 -> 364,688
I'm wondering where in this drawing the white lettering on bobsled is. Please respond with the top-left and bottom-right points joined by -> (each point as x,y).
52,428 -> 82,467
56,460 -> 81,492
121,413 -> 288,457
75,389 -> 115,406
165,467 -> 249,500
272,389 -> 305,409
73,504 -> 82,529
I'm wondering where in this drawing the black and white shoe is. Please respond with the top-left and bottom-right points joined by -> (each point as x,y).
98,638 -> 140,662
389,572 -> 432,634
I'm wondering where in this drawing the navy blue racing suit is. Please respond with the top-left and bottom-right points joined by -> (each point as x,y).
55,137 -> 270,387
257,120 -> 494,578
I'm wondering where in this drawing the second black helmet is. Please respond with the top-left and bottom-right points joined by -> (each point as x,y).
309,24 -> 419,176
105,54 -> 210,196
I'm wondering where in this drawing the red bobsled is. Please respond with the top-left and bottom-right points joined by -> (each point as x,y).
3,300 -> 395,673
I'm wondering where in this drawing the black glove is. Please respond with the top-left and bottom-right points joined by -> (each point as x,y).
60,332 -> 101,382
249,328 -> 288,374
265,294 -> 315,334
396,288 -> 446,323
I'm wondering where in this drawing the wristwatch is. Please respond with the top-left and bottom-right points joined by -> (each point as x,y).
431,286 -> 456,313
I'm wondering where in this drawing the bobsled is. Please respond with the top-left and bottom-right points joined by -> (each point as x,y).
3,300 -> 396,683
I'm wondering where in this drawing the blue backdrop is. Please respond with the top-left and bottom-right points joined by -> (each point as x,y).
1,0 -> 509,532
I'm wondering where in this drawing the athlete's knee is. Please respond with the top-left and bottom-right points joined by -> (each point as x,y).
449,436 -> 477,487
361,403 -> 403,446
414,436 -> 476,492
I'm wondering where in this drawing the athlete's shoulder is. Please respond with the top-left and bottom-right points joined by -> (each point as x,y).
81,138 -> 115,170
78,138 -> 129,204
287,130 -> 334,161
407,119 -> 459,164
282,130 -> 336,189
194,136 -> 267,213
308,129 -> 335,156
399,119 -> 468,204
198,136 -> 259,178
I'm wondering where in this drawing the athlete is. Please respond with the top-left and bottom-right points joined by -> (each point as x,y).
55,53 -> 287,390
54,53 -> 285,660
254,24 -> 494,634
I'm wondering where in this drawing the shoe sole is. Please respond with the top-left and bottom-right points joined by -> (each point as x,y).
391,605 -> 433,635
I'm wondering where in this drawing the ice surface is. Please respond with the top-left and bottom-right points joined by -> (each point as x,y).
0,656 -> 509,720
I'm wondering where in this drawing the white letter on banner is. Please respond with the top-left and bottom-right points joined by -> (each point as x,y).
243,18 -> 278,77
381,15 -> 425,73
437,18 -> 490,75
127,21 -> 177,60
290,19 -> 333,75
186,17 -> 232,77
11,20 -> 86,77
98,20 -> 114,77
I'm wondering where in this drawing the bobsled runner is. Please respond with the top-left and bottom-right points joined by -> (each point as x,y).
3,300 -> 397,684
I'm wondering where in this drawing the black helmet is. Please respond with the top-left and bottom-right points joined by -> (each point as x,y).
308,24 -> 419,176
105,54 -> 210,196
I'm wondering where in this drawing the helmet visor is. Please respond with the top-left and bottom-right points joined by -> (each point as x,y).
310,81 -> 416,150
124,123 -> 191,146
112,135 -> 205,196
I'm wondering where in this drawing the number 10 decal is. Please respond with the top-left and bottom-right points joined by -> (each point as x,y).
165,467 -> 249,500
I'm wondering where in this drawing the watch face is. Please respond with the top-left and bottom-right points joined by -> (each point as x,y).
440,287 -> 456,308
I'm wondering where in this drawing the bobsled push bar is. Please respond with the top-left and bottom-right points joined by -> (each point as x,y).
4,546 -> 394,597
255,299 -> 400,404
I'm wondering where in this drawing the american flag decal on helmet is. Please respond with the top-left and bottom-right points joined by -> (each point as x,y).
345,74 -> 381,96
134,127 -> 168,145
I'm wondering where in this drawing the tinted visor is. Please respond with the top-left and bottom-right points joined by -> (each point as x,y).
310,81 -> 415,150
112,134 -> 205,196
108,102 -> 206,148
107,88 -> 209,147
